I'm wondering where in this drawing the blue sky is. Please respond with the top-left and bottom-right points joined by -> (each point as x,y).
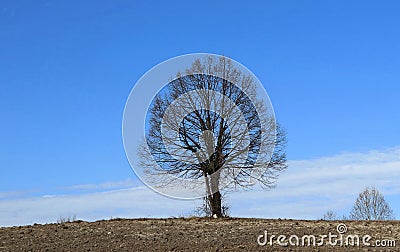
1,1 -> 400,225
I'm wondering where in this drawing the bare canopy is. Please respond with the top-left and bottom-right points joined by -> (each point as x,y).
349,186 -> 394,221
138,56 -> 287,217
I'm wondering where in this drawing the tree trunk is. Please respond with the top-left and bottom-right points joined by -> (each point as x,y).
210,191 -> 222,217
208,171 -> 222,217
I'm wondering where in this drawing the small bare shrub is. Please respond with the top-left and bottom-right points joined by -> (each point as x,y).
57,214 -> 77,224
194,196 -> 230,218
322,210 -> 337,220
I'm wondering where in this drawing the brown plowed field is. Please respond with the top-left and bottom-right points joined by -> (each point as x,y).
1,218 -> 398,251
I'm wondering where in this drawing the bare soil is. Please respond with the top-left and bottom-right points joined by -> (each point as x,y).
0,218 -> 399,251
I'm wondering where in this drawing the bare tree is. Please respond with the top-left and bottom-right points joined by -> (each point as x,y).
349,187 -> 394,220
139,56 -> 287,217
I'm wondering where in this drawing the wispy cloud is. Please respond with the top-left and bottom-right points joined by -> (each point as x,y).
60,178 -> 140,192
229,146 -> 400,219
0,187 -> 196,227
1,146 -> 399,226
0,190 -> 27,200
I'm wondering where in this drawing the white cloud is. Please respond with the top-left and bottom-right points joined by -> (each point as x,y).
229,146 -> 400,219
60,178 -> 140,191
0,190 -> 27,199
1,146 -> 399,226
0,187 -> 196,227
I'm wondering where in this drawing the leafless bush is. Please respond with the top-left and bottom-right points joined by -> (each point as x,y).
322,210 -> 337,220
194,196 -> 230,218
57,214 -> 77,224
